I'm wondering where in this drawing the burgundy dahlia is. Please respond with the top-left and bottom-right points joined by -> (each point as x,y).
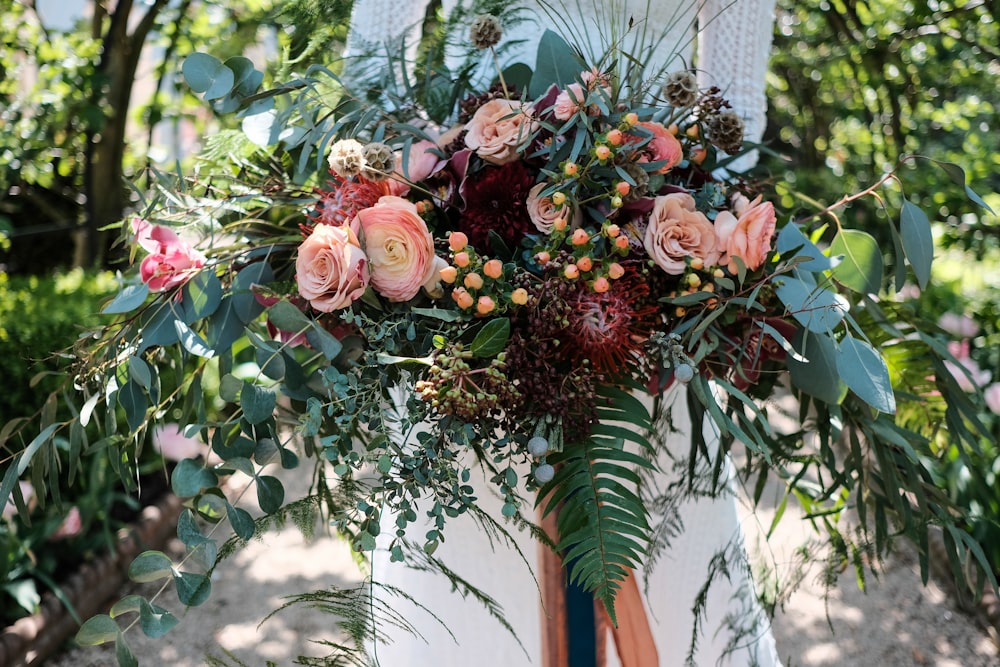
459,161 -> 535,250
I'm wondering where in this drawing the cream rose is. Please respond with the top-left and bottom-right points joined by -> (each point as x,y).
296,224 -> 370,312
644,192 -> 720,275
356,196 -> 438,302
464,99 -> 537,165
526,183 -> 576,234
714,195 -> 776,272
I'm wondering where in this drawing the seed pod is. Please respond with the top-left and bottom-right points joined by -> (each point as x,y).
470,15 -> 503,50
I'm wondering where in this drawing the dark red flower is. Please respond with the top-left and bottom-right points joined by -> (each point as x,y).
728,318 -> 797,391
458,161 -> 535,250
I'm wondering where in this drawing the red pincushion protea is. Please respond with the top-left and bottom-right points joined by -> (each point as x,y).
459,161 -> 535,250
561,267 -> 660,377
307,172 -> 395,231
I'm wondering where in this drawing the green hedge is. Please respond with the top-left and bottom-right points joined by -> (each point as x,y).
0,269 -> 118,423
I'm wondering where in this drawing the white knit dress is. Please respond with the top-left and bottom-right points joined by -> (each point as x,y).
347,2 -> 781,665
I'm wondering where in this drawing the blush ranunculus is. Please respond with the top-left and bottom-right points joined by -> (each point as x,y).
132,217 -> 207,292
643,192 -> 720,275
984,383 -> 1000,415
355,196 -> 438,302
630,121 -> 683,174
2,481 -> 33,520
49,506 -> 83,541
526,182 -> 576,234
464,99 -> 537,165
153,423 -> 209,461
296,223 -> 370,312
714,195 -> 776,272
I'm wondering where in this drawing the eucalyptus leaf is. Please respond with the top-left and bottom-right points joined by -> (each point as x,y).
139,304 -> 181,351
788,330 -> 847,404
775,223 -> 831,272
183,52 -> 235,100
174,571 -> 212,607
174,320 -> 216,358
109,595 -> 144,618
171,458 -> 218,498
232,261 -> 274,323
835,335 -> 896,414
75,614 -> 119,646
117,380 -> 147,434
138,599 -> 179,638
829,229 -> 882,294
772,271 -> 847,333
306,322 -> 343,361
256,475 -> 285,514
241,381 -> 276,424
268,299 -> 312,332
128,551 -> 174,583
936,160 -> 994,213
227,503 -> 255,541
101,283 -> 149,314
115,634 -> 139,667
899,200 -> 933,289
182,270 -> 223,321
530,30 -> 580,98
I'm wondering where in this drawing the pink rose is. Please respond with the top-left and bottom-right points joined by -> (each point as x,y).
714,195 -> 777,272
526,183 -> 576,234
984,383 -> 1000,415
355,196 -> 438,302
938,312 -> 980,339
132,217 -> 207,292
464,99 -> 537,165
2,481 -> 33,520
296,224 -> 370,312
630,122 -> 683,174
50,506 -> 82,541
153,423 -> 209,461
553,83 -> 586,121
644,193 -> 720,275
390,140 -> 442,197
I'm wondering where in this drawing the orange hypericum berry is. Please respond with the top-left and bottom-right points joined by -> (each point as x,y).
605,223 -> 620,238
608,262 -> 625,279
571,228 -> 590,246
563,162 -> 579,177
553,217 -> 568,232
595,145 -> 612,161
576,256 -> 593,272
675,306 -> 687,317
415,201 -> 428,214
624,112 -> 639,126
564,264 -> 580,279
667,123 -> 680,135
464,272 -> 484,289
453,251 -> 471,268
702,282 -> 715,293
511,287 -> 529,305
449,231 -> 469,252
452,288 -> 474,309
713,268 -> 726,279
606,129 -> 624,146
614,235 -> 630,250
690,257 -> 704,270
610,195 -> 623,209
691,147 -> 707,165
706,297 -> 719,309
439,266 -> 458,283
535,251 -> 551,264
615,181 -> 631,197
476,296 -> 496,315
551,191 -> 567,206
483,259 -> 503,279
686,125 -> 699,139
686,273 -> 702,288
592,276 -> 610,293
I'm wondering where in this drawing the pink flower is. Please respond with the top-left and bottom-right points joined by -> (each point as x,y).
553,83 -> 586,120
945,356 -> 992,392
938,312 -> 980,339
714,195 -> 777,272
644,193 -> 720,275
2,481 -> 33,520
984,383 -> 1000,415
296,224 -> 370,312
464,99 -> 537,165
50,506 -> 82,541
132,217 -> 207,292
355,196 -> 438,302
152,423 -> 209,461
526,183 -> 576,234
629,122 -> 683,174
397,139 -> 441,183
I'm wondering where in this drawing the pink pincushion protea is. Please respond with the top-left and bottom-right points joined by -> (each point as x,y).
132,217 -> 207,292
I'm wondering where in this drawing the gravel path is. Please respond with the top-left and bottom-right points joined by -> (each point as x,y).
50,466 -> 999,666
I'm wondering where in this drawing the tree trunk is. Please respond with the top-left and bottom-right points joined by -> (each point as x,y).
78,0 -> 171,268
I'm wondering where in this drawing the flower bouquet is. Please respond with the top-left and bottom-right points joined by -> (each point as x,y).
1,4 -> 996,664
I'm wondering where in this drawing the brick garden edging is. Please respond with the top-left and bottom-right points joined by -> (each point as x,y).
0,493 -> 182,667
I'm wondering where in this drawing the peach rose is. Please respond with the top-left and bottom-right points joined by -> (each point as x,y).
464,99 -> 537,165
553,83 -> 586,121
714,195 -> 776,272
355,196 -> 437,302
526,183 -> 576,234
631,122 -> 683,174
132,217 -> 207,292
296,223 -> 370,312
644,193 -> 720,275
